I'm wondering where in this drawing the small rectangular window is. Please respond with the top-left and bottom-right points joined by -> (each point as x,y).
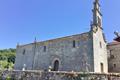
43,46 -> 46,52
100,63 -> 104,73
23,49 -> 26,55
100,42 -> 102,48
110,50 -> 112,54
73,40 -> 76,48
114,64 -> 116,68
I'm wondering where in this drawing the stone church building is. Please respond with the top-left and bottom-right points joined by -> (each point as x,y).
15,0 -> 108,73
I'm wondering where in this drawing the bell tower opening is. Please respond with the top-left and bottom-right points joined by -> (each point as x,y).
53,60 -> 59,71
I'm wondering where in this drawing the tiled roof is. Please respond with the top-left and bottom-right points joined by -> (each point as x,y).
114,37 -> 120,42
108,41 -> 120,45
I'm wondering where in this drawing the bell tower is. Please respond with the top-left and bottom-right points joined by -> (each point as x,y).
91,0 -> 103,32
91,0 -> 108,73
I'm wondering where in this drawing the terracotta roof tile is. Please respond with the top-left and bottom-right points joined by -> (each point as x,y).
114,37 -> 120,42
108,41 -> 120,45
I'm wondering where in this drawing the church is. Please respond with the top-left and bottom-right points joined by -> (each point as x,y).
14,0 -> 108,73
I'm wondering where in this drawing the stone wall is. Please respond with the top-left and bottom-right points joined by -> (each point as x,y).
14,44 -> 35,70
1,70 -> 120,80
92,27 -> 108,73
107,42 -> 120,72
15,32 -> 94,72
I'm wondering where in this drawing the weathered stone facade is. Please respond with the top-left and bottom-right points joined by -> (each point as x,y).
15,32 -> 94,72
14,0 -> 108,73
92,27 -> 108,73
108,41 -> 120,72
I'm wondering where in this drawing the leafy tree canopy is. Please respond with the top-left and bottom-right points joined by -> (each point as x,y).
0,48 -> 16,69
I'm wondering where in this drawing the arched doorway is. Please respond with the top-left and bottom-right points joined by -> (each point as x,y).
53,60 -> 59,71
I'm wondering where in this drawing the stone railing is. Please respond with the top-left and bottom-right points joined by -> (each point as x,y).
1,70 -> 120,80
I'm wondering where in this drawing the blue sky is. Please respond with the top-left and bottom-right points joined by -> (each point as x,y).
0,0 -> 120,49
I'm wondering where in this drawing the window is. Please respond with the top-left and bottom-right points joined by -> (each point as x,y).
110,50 -> 112,54
114,64 -> 116,68
73,40 -> 76,48
23,49 -> 25,55
100,42 -> 102,48
100,63 -> 104,73
43,46 -> 46,52
109,50 -> 115,59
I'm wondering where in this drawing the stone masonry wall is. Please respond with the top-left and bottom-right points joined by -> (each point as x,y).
14,44 -> 35,70
2,70 -> 120,80
107,42 -> 120,72
15,32 -> 94,72
92,27 -> 108,73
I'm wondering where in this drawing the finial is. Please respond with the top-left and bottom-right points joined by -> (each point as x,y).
34,37 -> 37,43
94,0 -> 100,9
17,42 -> 20,47
95,0 -> 99,2
95,0 -> 99,3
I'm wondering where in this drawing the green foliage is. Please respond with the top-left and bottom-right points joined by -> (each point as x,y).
6,76 -> 12,80
0,48 -> 16,70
